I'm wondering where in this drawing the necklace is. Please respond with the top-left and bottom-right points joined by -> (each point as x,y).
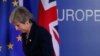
26,33 -> 29,44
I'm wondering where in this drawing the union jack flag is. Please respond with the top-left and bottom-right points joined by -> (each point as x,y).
38,0 -> 60,56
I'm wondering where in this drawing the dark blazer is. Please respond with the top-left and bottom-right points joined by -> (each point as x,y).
21,21 -> 54,56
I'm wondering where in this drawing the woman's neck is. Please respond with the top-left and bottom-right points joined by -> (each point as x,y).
26,23 -> 32,39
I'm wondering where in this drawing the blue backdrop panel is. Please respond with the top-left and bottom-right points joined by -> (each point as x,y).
57,0 -> 100,56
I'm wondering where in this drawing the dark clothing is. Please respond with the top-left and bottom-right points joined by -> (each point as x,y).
21,22 -> 54,56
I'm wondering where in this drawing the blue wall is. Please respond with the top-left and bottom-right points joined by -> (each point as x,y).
57,0 -> 100,56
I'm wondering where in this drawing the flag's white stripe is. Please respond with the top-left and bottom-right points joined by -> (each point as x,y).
52,35 -> 59,56
50,29 -> 59,56
41,0 -> 56,10
18,0 -> 23,6
49,20 -> 59,56
53,27 -> 59,38
51,21 -> 59,38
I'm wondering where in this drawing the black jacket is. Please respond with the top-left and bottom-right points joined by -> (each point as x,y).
21,22 -> 54,56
